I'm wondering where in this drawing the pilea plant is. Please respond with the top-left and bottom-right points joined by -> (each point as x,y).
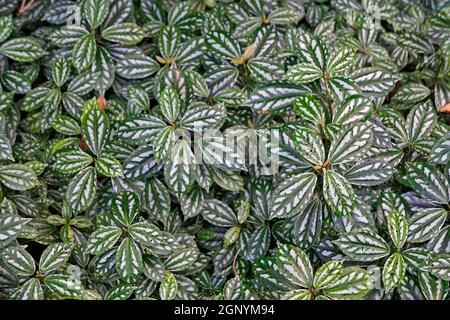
0,0 -> 449,301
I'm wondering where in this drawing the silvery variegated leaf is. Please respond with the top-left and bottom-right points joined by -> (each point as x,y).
201,199 -> 238,227
408,208 -> 448,244
39,243 -> 73,273
382,253 -> 406,292
328,122 -> 373,165
0,38 -> 44,62
333,95 -> 371,126
406,102 -> 437,144
116,115 -> 167,145
321,267 -> 375,300
270,172 -> 317,219
275,244 -> 314,289
44,274 -> 84,299
164,139 -> 196,195
205,30 -> 242,61
9,278 -> 43,300
344,159 -> 394,186
388,211 -> 409,250
323,169 -> 356,217
313,260 -> 343,289
293,198 -> 323,249
291,126 -> 325,166
2,246 -> 35,276
159,271 -> 178,300
405,162 -> 449,204
165,248 -> 199,273
65,166 -> 97,212
102,23 -> 145,45
81,99 -> 110,155
425,254 -> 450,281
86,226 -> 122,255
394,83 -> 431,104
53,149 -> 93,174
116,237 -> 143,282
336,229 -> 391,262
418,271 -> 448,300
0,215 -> 30,249
0,0 -> 448,302
245,81 -> 309,112
0,164 -> 39,191
293,94 -> 326,125
430,133 -> 450,164
350,67 -> 396,97
111,191 -> 140,226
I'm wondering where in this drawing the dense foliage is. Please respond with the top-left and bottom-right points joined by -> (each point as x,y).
0,0 -> 449,301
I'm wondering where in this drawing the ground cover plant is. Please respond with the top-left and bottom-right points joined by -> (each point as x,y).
0,0 -> 449,301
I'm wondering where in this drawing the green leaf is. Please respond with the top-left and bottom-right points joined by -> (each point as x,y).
382,253 -> 406,292
406,102 -> 437,144
144,178 -> 171,219
322,267 -> 375,300
270,172 -> 317,219
128,221 -> 161,247
65,166 -> 97,212
180,102 -> 226,132
153,126 -> 175,161
344,159 -> 394,186
164,140 -> 196,195
159,271 -> 178,300
105,284 -> 136,300
0,15 -> 13,43
388,211 -> 408,250
116,237 -> 143,282
81,99 -> 110,155
0,38 -> 44,62
0,132 -> 13,161
336,229 -> 391,262
394,83 -> 430,104
0,164 -> 39,191
327,48 -> 356,75
333,95 -> 371,126
418,271 -> 448,300
102,23 -> 145,45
